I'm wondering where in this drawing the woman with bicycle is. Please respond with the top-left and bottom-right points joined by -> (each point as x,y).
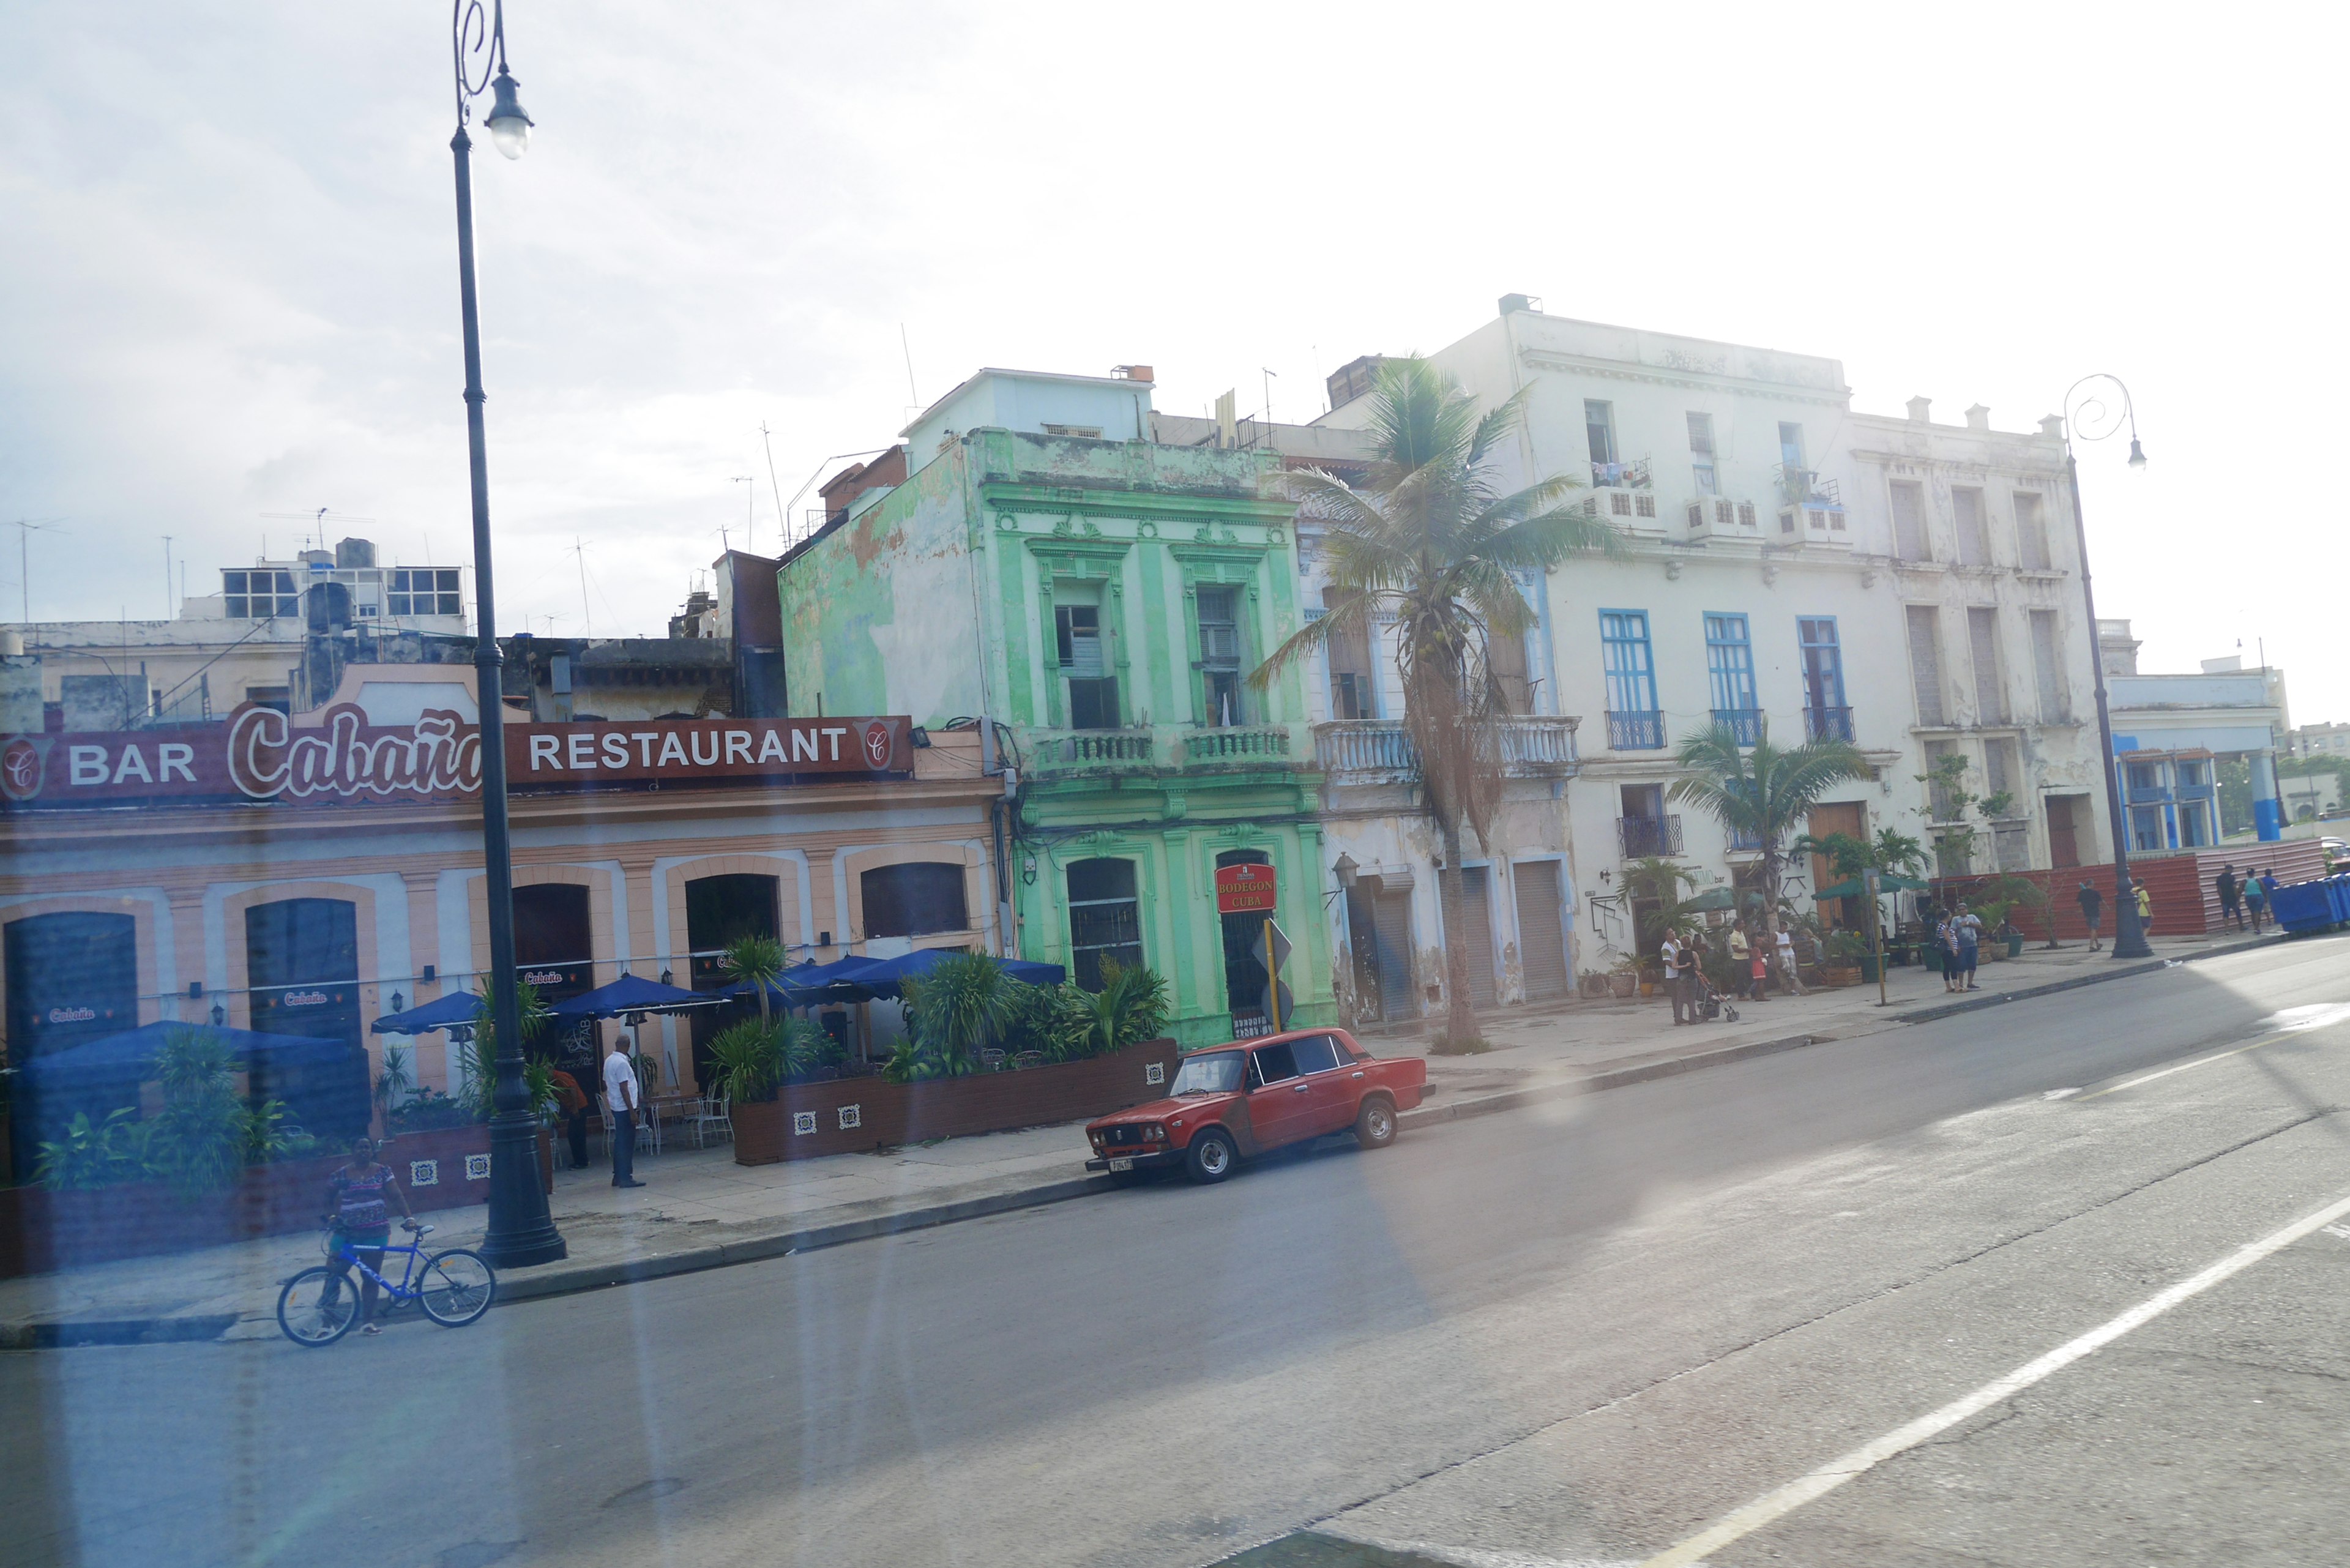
323,1137 -> 415,1337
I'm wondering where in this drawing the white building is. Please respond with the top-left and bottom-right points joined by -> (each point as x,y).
2100,625 -> 2289,843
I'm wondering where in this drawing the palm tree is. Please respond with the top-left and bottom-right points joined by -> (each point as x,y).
1669,719 -> 1871,938
721,933 -> 788,1026
1252,358 -> 1619,1045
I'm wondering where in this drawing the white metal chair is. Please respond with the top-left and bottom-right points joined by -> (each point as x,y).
690,1092 -> 732,1148
599,1094 -> 659,1157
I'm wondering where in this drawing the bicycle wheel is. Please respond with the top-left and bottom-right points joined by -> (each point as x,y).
278,1266 -> 359,1347
417,1249 -> 496,1326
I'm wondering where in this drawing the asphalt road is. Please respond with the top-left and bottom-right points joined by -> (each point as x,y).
6,934 -> 2349,1568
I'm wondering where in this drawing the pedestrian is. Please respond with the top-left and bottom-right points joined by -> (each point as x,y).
2242,869 -> 2268,933
1682,928 -> 1709,1020
321,1135 -> 416,1338
1662,932 -> 1696,1026
603,1033 -> 646,1189
1951,900 -> 1983,992
1748,924 -> 1770,1001
549,1065 -> 591,1170
1936,913 -> 1959,992
2135,880 -> 2153,932
2216,864 -> 2245,931
1726,924 -> 1751,995
1774,923 -> 1807,996
2077,880 -> 2104,950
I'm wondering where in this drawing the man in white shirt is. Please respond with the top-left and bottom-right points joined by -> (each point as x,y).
1774,925 -> 1807,996
603,1036 -> 646,1189
1658,935 -> 1688,1024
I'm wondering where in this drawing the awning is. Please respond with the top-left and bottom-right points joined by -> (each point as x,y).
371,991 -> 487,1035
1814,873 -> 1933,898
548,973 -> 712,1020
17,1020 -> 357,1089
833,949 -> 1068,999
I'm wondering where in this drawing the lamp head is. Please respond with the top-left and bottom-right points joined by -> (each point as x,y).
390,991 -> 404,1014
2126,437 -> 2147,471
485,69 -> 534,159
1333,852 -> 1359,891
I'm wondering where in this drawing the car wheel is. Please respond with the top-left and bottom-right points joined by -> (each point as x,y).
1354,1096 -> 1397,1150
1184,1128 -> 1236,1184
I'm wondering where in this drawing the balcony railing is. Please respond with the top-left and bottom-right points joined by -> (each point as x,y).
1591,457 -> 1651,490
1710,707 -> 1764,745
1186,725 -> 1291,764
1774,465 -> 1842,507
1315,717 -> 1581,779
2125,783 -> 2171,805
1804,705 -> 1854,742
1035,729 -> 1155,768
1729,824 -> 1766,852
1606,709 -> 1666,750
1618,815 -> 1683,857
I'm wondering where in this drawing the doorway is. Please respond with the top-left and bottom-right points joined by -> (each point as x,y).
5,911 -> 138,1175
684,873 -> 780,1091
2046,795 -> 2083,867
244,898 -> 369,1140
1513,863 -> 1570,1001
1217,848 -> 1275,1032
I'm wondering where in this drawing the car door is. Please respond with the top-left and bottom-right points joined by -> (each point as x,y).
1285,1033 -> 1354,1135
1247,1040 -> 1314,1149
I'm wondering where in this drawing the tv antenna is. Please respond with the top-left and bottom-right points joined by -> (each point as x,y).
731,476 -> 756,556
759,424 -> 786,553
570,538 -> 592,638
260,508 -> 377,557
7,518 -> 68,622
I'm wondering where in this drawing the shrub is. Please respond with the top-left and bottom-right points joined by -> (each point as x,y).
34,1108 -> 152,1191
387,1088 -> 471,1132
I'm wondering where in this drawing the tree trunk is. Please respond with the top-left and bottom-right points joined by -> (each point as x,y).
1438,812 -> 1479,1046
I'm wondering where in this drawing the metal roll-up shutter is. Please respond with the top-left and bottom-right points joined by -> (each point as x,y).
1514,862 -> 1569,1001
1447,867 -> 1498,1009
1371,890 -> 1417,1020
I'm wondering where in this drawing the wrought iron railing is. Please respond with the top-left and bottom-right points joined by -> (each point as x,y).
1606,709 -> 1666,750
1803,705 -> 1854,743
1315,717 -> 1580,778
1590,457 -> 1652,490
1710,707 -> 1764,745
1618,815 -> 1683,857
1774,466 -> 1841,507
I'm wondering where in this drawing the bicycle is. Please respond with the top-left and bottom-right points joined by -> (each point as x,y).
276,1220 -> 497,1346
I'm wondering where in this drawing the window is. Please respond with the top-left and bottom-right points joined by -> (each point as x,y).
1985,738 -> 2019,805
861,862 -> 968,939
1056,602 -> 1119,730
1906,605 -> 1947,726
1968,607 -> 2007,722
223,569 -> 299,619
1251,1041 -> 1300,1086
1799,618 -> 1848,737
1688,413 -> 1717,495
685,874 -> 777,992
1925,739 -> 1964,820
2125,761 -> 2160,793
1065,858 -> 1143,991
2029,610 -> 2067,721
245,684 -> 290,714
1170,1052 -> 1244,1095
1488,616 -> 1532,714
387,569 -> 462,618
2179,801 -> 2212,848
1704,613 -> 1758,725
1778,421 -> 1805,471
2131,806 -> 2166,852
1322,587 -> 1376,720
2014,492 -> 2051,570
1954,488 -> 1990,567
1288,1034 -> 1340,1075
1890,481 -> 1931,561
1195,586 -> 1243,726
1737,501 -> 1756,528
1600,611 -> 1660,747
1585,400 -> 1617,466
1040,424 -> 1103,439
2177,759 -> 2209,789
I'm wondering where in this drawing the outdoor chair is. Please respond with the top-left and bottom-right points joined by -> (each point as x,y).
1010,1050 -> 1047,1070
979,1048 -> 1007,1070
599,1094 -> 660,1156
689,1092 -> 732,1149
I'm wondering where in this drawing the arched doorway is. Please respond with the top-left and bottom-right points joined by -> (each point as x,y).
514,883 -> 596,1092
245,897 -> 370,1140
5,911 -> 138,1176
1215,847 -> 1275,1032
684,873 -> 780,1090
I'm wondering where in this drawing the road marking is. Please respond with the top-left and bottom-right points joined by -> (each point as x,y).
2076,1032 -> 2292,1100
2077,1004 -> 2350,1102
1638,1186 -> 2350,1568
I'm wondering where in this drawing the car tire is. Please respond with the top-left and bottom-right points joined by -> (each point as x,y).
1354,1096 -> 1397,1151
1184,1128 -> 1237,1184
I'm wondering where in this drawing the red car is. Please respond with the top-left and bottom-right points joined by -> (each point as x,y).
1084,1028 -> 1427,1184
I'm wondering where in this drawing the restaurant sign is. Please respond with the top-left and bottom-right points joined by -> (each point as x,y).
0,704 -> 914,811
1213,862 -> 1279,915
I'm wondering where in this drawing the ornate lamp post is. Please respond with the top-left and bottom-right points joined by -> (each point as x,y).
2060,374 -> 2154,963
451,0 -> 563,1266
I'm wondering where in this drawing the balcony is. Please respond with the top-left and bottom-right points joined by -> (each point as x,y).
1618,814 -> 1684,857
1032,728 -> 1154,770
1710,707 -> 1764,745
1804,705 -> 1855,743
1185,725 -> 1291,764
1315,717 -> 1581,781
1590,457 -> 1652,490
2125,783 -> 2172,805
1774,466 -> 1842,507
1606,709 -> 1666,750
1729,824 -> 1766,852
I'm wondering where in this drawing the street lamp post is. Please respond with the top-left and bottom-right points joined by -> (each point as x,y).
451,0 -> 563,1267
2061,374 -> 2154,963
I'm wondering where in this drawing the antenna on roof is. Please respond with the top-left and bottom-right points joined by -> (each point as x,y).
732,476 -> 756,556
570,538 -> 592,638
900,323 -> 920,409
261,509 -> 377,557
8,517 -> 69,622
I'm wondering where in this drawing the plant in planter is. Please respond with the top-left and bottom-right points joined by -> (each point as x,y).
459,987 -> 560,1124
1606,952 -> 1640,999
387,1087 -> 471,1133
1576,968 -> 1610,999
34,1107 -> 152,1191
1822,928 -> 1867,985
1046,960 -> 1169,1062
721,933 -> 789,1026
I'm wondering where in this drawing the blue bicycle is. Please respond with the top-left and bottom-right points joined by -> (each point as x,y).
276,1221 -> 496,1346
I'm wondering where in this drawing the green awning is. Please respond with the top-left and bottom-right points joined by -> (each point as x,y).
1814,873 -> 1931,898
1684,887 -> 1738,911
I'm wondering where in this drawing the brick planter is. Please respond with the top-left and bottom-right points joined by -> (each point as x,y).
0,1123 -> 498,1281
734,1039 -> 1180,1167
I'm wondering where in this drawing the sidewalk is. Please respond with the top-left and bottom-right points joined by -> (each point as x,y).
0,927 -> 2279,1347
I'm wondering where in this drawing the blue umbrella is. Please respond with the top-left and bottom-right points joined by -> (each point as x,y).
17,1020 -> 357,1088
547,973 -> 711,1020
370,990 -> 487,1035
842,949 -> 1066,997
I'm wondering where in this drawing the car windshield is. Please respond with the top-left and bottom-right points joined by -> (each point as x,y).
1170,1053 -> 1244,1095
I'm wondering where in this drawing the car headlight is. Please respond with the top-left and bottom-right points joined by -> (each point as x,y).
1142,1124 -> 1166,1143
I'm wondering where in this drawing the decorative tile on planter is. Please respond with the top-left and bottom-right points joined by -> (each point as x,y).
410,1159 -> 439,1187
793,1111 -> 817,1135
838,1103 -> 862,1130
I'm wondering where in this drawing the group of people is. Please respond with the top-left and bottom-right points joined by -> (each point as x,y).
1657,921 -> 1807,1025
1931,902 -> 1987,993
2215,863 -> 2281,934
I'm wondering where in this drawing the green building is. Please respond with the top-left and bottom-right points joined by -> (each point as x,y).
776,369 -> 1332,1048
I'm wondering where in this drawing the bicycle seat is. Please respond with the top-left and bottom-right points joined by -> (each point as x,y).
406,1223 -> 435,1237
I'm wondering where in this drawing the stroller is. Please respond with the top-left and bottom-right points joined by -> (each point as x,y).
1690,966 -> 1739,1023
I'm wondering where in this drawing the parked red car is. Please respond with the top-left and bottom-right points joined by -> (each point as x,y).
1084,1028 -> 1428,1184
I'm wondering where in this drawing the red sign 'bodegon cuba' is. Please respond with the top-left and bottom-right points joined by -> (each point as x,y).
1213,861 -> 1278,916
0,704 -> 914,810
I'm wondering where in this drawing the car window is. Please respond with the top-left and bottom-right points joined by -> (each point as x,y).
1289,1034 -> 1340,1075
1170,1052 -> 1242,1094
1251,1042 -> 1299,1085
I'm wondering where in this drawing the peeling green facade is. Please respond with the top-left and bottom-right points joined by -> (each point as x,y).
778,428 -> 1332,1048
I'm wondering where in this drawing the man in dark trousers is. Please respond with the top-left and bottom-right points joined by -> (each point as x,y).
603,1034 -> 646,1189
2216,864 -> 2245,931
2077,880 -> 2104,952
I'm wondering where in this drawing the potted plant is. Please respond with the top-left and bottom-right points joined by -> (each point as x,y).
1822,929 -> 1866,987
1577,969 -> 1610,1001
1606,954 -> 1639,999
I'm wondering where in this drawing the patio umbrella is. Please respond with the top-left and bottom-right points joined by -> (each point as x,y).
841,949 -> 1067,998
546,973 -> 711,1020
371,990 -> 487,1034
1813,872 -> 1933,899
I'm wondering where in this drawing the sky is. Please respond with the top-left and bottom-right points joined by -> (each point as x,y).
4,2 -> 2343,716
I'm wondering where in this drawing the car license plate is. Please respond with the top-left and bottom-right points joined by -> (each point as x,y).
1108,1157 -> 1133,1172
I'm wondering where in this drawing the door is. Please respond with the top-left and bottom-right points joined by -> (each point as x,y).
1285,1033 -> 1356,1137
1806,803 -> 1866,927
244,898 -> 369,1140
1246,1039 -> 1316,1148
1371,887 -> 1417,1020
1444,866 -> 1498,1009
5,911 -> 138,1174
1513,863 -> 1570,1001
2047,796 -> 2081,867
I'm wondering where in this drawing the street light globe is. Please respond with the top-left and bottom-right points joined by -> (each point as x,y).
485,69 -> 534,160
2127,438 -> 2147,471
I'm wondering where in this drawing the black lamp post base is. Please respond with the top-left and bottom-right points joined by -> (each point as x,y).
479,1114 -> 569,1268
2110,908 -> 2155,961
482,1223 -> 569,1270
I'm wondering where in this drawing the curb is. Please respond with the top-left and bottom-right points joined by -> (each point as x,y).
5,931 -> 2307,1349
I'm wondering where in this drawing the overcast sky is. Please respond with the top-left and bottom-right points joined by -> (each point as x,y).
4,2 -> 2341,717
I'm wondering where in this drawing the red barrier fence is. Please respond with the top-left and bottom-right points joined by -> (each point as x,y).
1933,840 -> 2332,939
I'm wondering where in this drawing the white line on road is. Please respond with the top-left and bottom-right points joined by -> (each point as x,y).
2079,1004 -> 2350,1102
1637,1185 -> 2350,1567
